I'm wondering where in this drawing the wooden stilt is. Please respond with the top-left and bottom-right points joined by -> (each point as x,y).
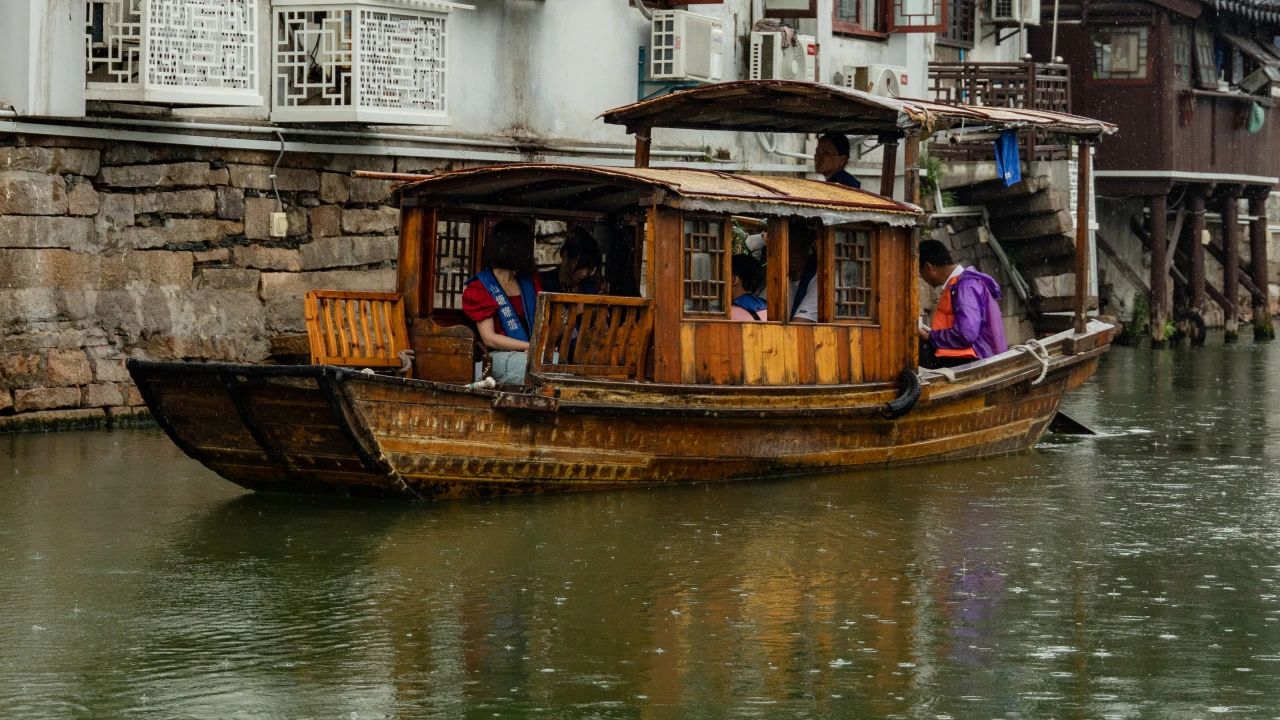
903,132 -> 921,206
1188,190 -> 1207,345
879,135 -> 900,199
1073,142 -> 1091,335
1248,192 -> 1275,341
633,128 -> 652,169
1148,193 -> 1169,347
1222,190 -> 1241,342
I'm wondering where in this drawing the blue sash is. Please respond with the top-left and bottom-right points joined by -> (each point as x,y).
733,293 -> 767,320
790,256 -> 817,320
473,269 -> 537,342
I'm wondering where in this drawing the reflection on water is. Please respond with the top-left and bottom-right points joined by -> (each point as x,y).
2,338 -> 1280,719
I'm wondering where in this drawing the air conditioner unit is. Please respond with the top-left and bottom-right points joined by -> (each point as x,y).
989,0 -> 1041,26
651,10 -> 725,82
748,32 -> 817,82
842,65 -> 910,98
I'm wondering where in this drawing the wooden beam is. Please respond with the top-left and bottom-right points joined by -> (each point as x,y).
1149,192 -> 1169,346
903,132 -> 921,206
1221,192 -> 1241,340
879,135 -> 899,198
766,217 -> 791,322
1096,231 -> 1149,293
1189,191 -> 1207,313
1074,142 -> 1091,334
634,129 -> 652,169
650,207 -> 683,383
1248,193 -> 1275,340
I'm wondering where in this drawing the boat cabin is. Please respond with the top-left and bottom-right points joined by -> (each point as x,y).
391,164 -> 921,387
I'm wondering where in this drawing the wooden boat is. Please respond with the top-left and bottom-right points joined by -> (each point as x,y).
129,81 -> 1117,500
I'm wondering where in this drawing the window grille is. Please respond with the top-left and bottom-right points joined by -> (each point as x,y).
272,0 -> 451,125
683,218 -> 725,314
85,0 -> 260,106
1091,26 -> 1150,81
434,218 -> 472,312
937,0 -> 975,48
1172,23 -> 1192,84
835,229 -> 874,320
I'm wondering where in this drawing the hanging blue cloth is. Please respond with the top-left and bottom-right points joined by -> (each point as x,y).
994,130 -> 1022,187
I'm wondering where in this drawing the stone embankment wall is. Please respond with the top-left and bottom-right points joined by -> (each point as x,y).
0,136 -> 442,431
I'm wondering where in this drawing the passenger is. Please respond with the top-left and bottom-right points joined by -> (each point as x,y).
463,219 -> 541,385
730,254 -> 768,321
814,131 -> 862,189
917,239 -> 1008,369
540,229 -> 606,294
788,226 -> 818,324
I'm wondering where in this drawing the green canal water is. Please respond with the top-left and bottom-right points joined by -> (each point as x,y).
2,341 -> 1280,719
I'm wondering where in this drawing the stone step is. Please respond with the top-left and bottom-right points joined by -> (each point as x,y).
953,175 -> 1051,205
991,209 -> 1073,242
986,188 -> 1069,220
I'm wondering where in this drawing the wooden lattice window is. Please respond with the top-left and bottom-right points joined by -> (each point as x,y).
1173,23 -> 1192,84
888,0 -> 946,32
433,218 -> 472,311
834,0 -> 885,35
835,228 -> 874,320
1091,26 -> 1150,81
937,0 -> 974,48
1193,26 -> 1219,88
683,217 -> 725,314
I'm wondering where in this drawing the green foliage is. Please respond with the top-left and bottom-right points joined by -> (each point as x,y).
1116,291 -> 1150,346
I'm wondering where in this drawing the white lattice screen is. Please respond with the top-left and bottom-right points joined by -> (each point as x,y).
272,1 -> 450,125
85,0 -> 261,106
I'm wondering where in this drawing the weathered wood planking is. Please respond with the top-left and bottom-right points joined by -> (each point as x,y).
305,290 -> 409,368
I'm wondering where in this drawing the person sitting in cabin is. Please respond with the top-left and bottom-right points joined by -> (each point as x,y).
917,239 -> 1008,369
540,228 -> 606,295
788,224 -> 819,324
463,219 -> 541,385
730,254 -> 768,322
814,132 -> 862,190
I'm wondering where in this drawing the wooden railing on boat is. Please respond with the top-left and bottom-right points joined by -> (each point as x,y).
530,293 -> 654,380
304,290 -> 410,369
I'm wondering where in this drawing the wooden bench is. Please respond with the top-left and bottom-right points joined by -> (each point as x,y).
304,290 -> 410,370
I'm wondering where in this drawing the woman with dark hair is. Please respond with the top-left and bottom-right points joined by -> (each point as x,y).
540,228 -> 605,294
730,254 -> 768,322
462,219 -> 540,384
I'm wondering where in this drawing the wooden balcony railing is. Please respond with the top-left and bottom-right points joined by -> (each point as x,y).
928,61 -> 1073,161
305,290 -> 410,369
530,293 -> 654,380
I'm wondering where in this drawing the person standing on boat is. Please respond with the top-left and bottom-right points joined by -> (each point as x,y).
463,219 -> 541,385
730,254 -> 768,321
540,229 -> 606,295
814,132 -> 862,189
917,240 -> 1008,369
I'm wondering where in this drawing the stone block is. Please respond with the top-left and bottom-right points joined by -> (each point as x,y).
395,158 -> 447,175
14,386 -> 82,412
0,389 -> 10,413
244,197 -> 274,240
0,147 -> 100,176
217,186 -> 245,220
87,345 -> 131,383
67,180 -> 100,216
298,155 -> 394,174
260,269 -> 395,332
0,216 -> 95,252
227,164 -> 319,192
0,407 -> 107,432
99,162 -> 219,189
112,218 -> 241,250
135,189 -> 216,215
232,246 -> 302,272
99,251 -> 194,289
319,173 -> 351,203
301,236 -> 398,270
197,268 -> 260,291
0,353 -> 45,389
342,206 -> 400,235
82,382 -> 125,408
310,205 -> 341,238
349,177 -> 395,204
46,349 -> 93,386
193,248 -> 230,264
0,171 -> 68,215
123,384 -> 145,406
98,193 -> 136,231
0,249 -> 96,289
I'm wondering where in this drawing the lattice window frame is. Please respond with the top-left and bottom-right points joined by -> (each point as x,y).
834,227 -> 875,321
271,0 -> 453,125
432,216 -> 474,314
682,216 -> 727,316
85,0 -> 261,106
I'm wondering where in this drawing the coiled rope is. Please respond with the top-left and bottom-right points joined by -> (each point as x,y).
1012,338 -> 1050,385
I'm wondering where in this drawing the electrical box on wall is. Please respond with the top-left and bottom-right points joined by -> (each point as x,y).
0,0 -> 86,117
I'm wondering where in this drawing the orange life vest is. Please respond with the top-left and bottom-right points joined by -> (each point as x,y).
930,273 -> 979,359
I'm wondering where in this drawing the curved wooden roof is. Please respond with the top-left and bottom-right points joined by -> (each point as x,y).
600,80 -> 1117,138
398,164 -> 921,223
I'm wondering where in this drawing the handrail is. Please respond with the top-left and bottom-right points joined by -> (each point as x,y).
529,293 -> 655,380
304,290 -> 409,368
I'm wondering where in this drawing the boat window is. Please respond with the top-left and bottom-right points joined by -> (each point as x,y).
683,217 -> 726,314
834,228 -> 875,320
434,217 -> 473,312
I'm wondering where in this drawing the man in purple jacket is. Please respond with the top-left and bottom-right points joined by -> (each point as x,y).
917,240 -> 1008,369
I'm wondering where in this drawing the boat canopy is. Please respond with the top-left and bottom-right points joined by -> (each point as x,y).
599,79 -> 1118,139
396,163 -> 922,225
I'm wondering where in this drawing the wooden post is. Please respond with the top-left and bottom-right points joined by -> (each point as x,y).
902,131 -> 921,206
1073,141 -> 1091,335
650,207 -> 683,383
1248,192 -> 1275,341
879,135 -> 900,198
397,205 -> 427,319
1188,189 -> 1207,345
766,217 -> 791,321
633,127 -> 652,169
1222,190 -> 1241,342
1148,192 -> 1168,347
